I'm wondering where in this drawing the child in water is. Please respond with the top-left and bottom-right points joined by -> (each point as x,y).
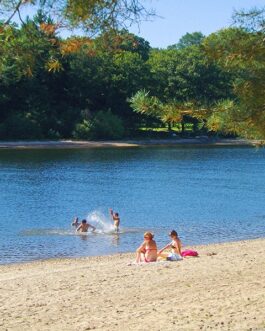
158,230 -> 182,261
109,208 -> 120,232
135,232 -> 157,263
76,219 -> 96,233
71,217 -> 80,228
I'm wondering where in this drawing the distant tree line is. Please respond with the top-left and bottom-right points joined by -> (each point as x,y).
0,6 -> 264,140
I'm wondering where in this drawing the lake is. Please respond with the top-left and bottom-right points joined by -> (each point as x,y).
0,146 -> 264,264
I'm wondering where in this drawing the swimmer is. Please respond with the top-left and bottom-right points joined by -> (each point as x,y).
158,230 -> 183,261
71,217 -> 80,228
135,232 -> 157,263
76,219 -> 96,233
109,208 -> 120,232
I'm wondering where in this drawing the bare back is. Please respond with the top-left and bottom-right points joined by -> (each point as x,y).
143,239 -> 157,262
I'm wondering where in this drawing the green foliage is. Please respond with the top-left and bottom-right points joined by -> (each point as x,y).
168,32 -> 205,49
0,15 -> 151,139
206,99 -> 265,139
203,10 -> 265,139
0,7 -> 264,141
64,33 -> 150,129
147,46 -> 232,104
0,0 -> 152,34
0,114 -> 42,139
130,90 -> 163,118
232,6 -> 265,32
73,110 -> 125,140
0,15 -> 62,84
132,43 -> 233,133
72,120 -> 92,140
130,90 -> 204,129
95,29 -> 151,60
91,110 -> 125,139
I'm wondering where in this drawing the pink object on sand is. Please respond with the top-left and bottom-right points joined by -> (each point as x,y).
181,249 -> 198,257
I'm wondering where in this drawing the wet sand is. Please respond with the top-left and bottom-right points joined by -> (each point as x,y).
0,138 -> 263,149
0,238 -> 265,330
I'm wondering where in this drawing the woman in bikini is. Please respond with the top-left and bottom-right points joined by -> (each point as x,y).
158,230 -> 183,261
135,232 -> 157,263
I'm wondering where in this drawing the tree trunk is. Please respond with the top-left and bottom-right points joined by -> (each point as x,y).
181,121 -> 185,134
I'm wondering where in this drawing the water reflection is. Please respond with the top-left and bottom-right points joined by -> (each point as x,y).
78,234 -> 89,242
111,234 -> 120,246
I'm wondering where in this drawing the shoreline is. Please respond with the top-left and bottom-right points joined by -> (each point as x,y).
1,236 -> 264,267
0,138 -> 263,149
1,238 -> 265,330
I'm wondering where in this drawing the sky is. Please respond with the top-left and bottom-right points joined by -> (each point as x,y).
129,0 -> 265,48
10,0 -> 265,48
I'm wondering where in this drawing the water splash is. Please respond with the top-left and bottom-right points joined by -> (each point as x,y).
86,210 -> 115,234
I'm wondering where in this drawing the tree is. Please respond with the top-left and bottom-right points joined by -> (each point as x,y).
0,14 -> 68,139
2,6 -> 263,141
232,6 -> 265,33
148,45 -> 232,104
132,43 -> 233,133
65,31 -> 150,130
130,90 -> 208,133
73,110 -> 125,139
168,32 -> 205,50
203,8 -> 265,139
95,29 -> 151,61
0,0 -> 154,34
0,14 -> 152,140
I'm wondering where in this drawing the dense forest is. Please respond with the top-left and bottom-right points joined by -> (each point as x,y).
0,2 -> 264,140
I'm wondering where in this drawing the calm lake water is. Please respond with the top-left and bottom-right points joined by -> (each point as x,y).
0,146 -> 264,264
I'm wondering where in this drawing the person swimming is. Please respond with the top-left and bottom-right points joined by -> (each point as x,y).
71,217 -> 80,228
135,232 -> 157,263
76,219 -> 96,233
158,230 -> 182,261
109,208 -> 120,232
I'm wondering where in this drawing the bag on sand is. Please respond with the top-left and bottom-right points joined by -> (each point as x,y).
181,249 -> 198,257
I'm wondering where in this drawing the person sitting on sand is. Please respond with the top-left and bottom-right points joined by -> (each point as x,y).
136,232 -> 157,263
158,230 -> 182,261
109,208 -> 120,232
71,217 -> 80,228
76,219 -> 96,233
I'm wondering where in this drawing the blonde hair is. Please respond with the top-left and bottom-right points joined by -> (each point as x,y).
144,232 -> 154,240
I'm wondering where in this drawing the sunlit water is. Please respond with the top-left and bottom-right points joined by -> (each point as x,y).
0,146 -> 264,264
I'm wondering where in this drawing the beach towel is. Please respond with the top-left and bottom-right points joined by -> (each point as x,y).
181,249 -> 198,257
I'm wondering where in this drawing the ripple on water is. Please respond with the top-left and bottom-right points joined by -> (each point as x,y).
0,147 -> 264,264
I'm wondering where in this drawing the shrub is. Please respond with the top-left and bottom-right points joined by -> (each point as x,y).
72,120 -> 92,139
73,110 -> 125,140
0,114 -> 42,139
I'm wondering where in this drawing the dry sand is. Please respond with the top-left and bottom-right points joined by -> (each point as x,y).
0,138 -> 263,149
0,239 -> 265,331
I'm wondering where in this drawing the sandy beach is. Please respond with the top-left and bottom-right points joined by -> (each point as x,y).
0,239 -> 264,331
0,138 -> 263,149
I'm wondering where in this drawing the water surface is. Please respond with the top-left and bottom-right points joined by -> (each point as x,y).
0,146 -> 264,264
